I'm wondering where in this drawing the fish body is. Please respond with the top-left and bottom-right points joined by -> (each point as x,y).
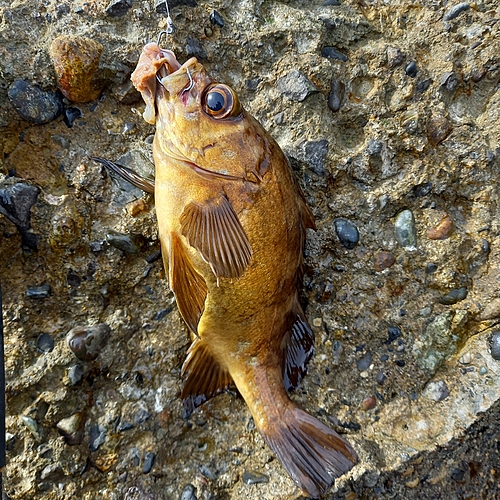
131,42 -> 357,497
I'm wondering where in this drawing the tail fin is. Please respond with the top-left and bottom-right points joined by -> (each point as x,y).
261,405 -> 357,498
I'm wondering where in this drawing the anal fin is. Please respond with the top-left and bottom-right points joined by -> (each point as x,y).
181,338 -> 233,417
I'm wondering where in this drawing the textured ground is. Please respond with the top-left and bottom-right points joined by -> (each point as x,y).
1,0 -> 500,499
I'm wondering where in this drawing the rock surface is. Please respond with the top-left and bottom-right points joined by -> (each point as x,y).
1,1 -> 500,499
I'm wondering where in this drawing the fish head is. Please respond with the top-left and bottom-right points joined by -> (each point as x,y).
131,42 -> 271,182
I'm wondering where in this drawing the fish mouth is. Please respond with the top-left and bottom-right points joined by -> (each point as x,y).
156,50 -> 198,88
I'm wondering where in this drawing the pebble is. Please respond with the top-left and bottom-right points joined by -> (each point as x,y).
416,79 -> 431,93
40,464 -> 64,481
459,352 -> 472,364
334,218 -> 359,249
426,263 -> 438,274
106,230 -> 142,254
387,326 -> 402,343
124,486 -> 158,500
387,46 -> 404,68
332,340 -> 344,366
185,36 -> 207,60
66,323 -> 111,361
328,78 -> 345,112
180,484 -> 198,500
199,465 -> 217,480
105,0 -> 132,17
443,2 -> 470,21
26,284 -> 51,299
414,182 -> 433,197
490,332 -> 500,361
427,214 -> 453,240
210,10 -> 224,27
56,412 -> 85,445
376,371 -> 386,385
427,116 -> 452,146
321,46 -> 348,62
8,79 -> 64,124
357,351 -> 373,371
21,416 -> 40,439
323,0 -> 341,5
439,287 -> 468,305
423,380 -> 450,402
405,61 -> 418,78
374,251 -> 395,272
440,72 -> 460,92
142,452 -> 156,473
50,35 -> 104,102
68,364 -> 85,385
362,396 -> 377,411
63,107 -> 82,128
479,366 -> 488,375
37,333 -> 54,353
242,470 -> 270,485
88,424 -> 106,451
395,210 -> 417,249
303,140 -> 329,176
277,70 -> 318,102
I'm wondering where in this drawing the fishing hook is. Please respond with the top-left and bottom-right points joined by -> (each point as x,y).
181,67 -> 194,94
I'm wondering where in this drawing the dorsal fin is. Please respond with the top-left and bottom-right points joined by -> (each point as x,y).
281,296 -> 315,391
170,233 -> 207,335
180,196 -> 252,281
181,338 -> 233,417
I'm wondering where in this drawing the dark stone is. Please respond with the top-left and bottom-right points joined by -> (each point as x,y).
357,351 -> 373,371
40,464 -> 64,481
106,230 -> 142,254
142,452 -> 156,473
277,70 -> 318,102
242,470 -> 270,485
443,3 -> 470,21
427,116 -> 452,146
145,249 -> 161,263
154,307 -> 173,321
426,262 -> 438,274
395,359 -> 405,367
185,36 -> 207,60
245,78 -> 261,91
386,326 -> 402,344
376,371 -> 386,384
134,408 -> 151,424
490,332 -> 500,361
440,72 -> 460,92
67,268 -> 82,288
366,139 -> 383,156
180,484 -> 198,500
37,333 -> 54,353
405,61 -> 418,78
68,364 -> 85,385
155,0 -> 196,11
105,0 -> 132,17
334,218 -> 359,250
63,107 -> 82,128
8,79 -> 64,124
439,287 -> 468,305
416,79 -> 432,93
26,284 -> 51,299
321,46 -> 348,62
199,465 -> 217,480
413,182 -> 433,197
210,10 -> 224,27
66,323 -> 111,361
328,79 -> 345,112
88,424 -> 106,451
323,0 -> 341,5
303,140 -> 329,176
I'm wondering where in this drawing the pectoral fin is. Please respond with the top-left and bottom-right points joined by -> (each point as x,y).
181,338 -> 233,417
180,196 -> 252,280
170,233 -> 207,335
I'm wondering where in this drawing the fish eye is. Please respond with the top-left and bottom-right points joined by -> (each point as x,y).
202,84 -> 241,119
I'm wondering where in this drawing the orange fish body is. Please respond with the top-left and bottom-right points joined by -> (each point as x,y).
131,42 -> 357,497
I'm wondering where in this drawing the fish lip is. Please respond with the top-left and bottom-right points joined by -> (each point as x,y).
158,53 -> 198,83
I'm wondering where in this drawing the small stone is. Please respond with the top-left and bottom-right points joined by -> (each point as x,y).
154,307 -> 173,321
361,396 -> 377,411
439,287 -> 468,305
105,0 -> 132,17
40,464 -> 64,480
374,251 -> 395,272
8,80 -> 64,124
68,364 -> 85,385
416,79 -> 431,93
242,470 -> 270,485
395,210 -> 417,249
37,444 -> 52,458
37,333 -> 54,353
331,340 -> 344,366
427,116 -> 452,146
66,323 -> 111,361
199,465 -> 217,480
376,371 -> 386,385
134,408 -> 151,424
106,230 -> 142,254
423,380 -> 450,402
127,199 -> 147,217
440,72 -> 460,92
321,46 -> 348,62
426,263 -> 438,274
155,0 -> 196,11
395,359 -> 405,367
180,484 -> 198,500
413,182 -> 433,197
185,36 -> 207,60
334,218 -> 359,250
459,352 -> 472,364
21,416 -> 40,439
328,79 -> 345,112
303,140 -> 329,176
89,424 -> 106,451
26,284 -> 51,299
63,107 -> 82,128
479,366 -> 488,375
142,452 -> 156,473
50,35 -> 104,102
386,326 -> 402,343
405,61 -> 418,78
112,81 -> 142,104
312,318 -> 322,327
490,332 -> 500,361
443,3 -> 470,21
357,351 -> 373,371
387,46 -> 404,68
245,78 -> 261,91
210,10 -> 224,27
478,298 -> 500,321
57,412 -> 86,445
277,70 -> 318,102
323,0 -> 341,5
427,214 -> 453,240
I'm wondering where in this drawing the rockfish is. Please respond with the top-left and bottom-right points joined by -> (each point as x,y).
122,41 -> 357,497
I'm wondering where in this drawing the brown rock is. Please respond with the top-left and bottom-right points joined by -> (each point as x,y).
374,251 -> 396,272
50,35 -> 104,102
362,396 -> 377,411
427,116 -> 452,146
427,214 -> 453,240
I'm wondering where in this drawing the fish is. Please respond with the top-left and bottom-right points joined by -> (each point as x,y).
112,41 -> 357,497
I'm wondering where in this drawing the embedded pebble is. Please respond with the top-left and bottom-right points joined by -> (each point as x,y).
439,287 -> 468,305
68,364 -> 85,385
37,333 -> 54,353
321,46 -> 348,62
302,140 -> 329,176
334,218 -> 359,250
210,10 -> 224,27
427,214 -> 453,239
63,107 -> 82,128
7,79 -> 64,124
26,284 -> 51,299
427,116 -> 452,146
440,72 -> 460,92
387,326 -> 402,343
405,61 -> 418,78
362,396 -> 377,411
40,464 -> 64,481
328,79 -> 345,112
331,340 -> 344,366
413,182 -> 433,197
376,371 -> 386,385
395,210 -> 417,249
106,230 -> 142,254
426,263 -> 438,274
185,36 -> 207,60
357,351 -> 373,371
180,484 -> 198,500
66,323 -> 111,361
387,46 -> 404,68
423,380 -> 450,402
56,412 -> 86,445
277,70 -> 318,102
50,35 -> 104,102
142,452 -> 156,473
105,0 -> 132,17
88,424 -> 106,451
443,2 -> 470,21
199,465 -> 217,480
242,470 -> 270,485
374,251 -> 395,272
459,352 -> 472,365
490,332 -> 500,361
21,416 -> 40,439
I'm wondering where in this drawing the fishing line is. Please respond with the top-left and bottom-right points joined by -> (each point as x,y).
157,0 -> 174,48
